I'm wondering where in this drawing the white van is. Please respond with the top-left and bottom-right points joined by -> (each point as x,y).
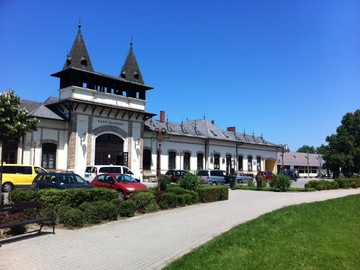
84,165 -> 142,182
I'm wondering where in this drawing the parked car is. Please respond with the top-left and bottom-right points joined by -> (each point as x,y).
1,164 -> 47,192
32,172 -> 93,189
255,171 -> 275,181
90,173 -> 147,199
231,172 -> 253,184
165,170 -> 188,182
197,169 -> 229,185
84,165 -> 142,182
281,170 -> 299,181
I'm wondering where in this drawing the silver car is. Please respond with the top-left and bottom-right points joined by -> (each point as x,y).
231,172 -> 253,184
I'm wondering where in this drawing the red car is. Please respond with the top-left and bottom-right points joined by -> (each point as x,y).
255,171 -> 275,181
90,173 -> 147,199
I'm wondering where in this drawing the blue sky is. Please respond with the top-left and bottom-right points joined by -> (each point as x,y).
1,0 -> 359,151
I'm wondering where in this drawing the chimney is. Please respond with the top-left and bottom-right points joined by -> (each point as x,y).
160,111 -> 165,123
227,126 -> 236,132
211,120 -> 215,125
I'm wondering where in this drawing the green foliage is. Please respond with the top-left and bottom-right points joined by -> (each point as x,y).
296,145 -> 316,154
256,176 -> 267,189
164,195 -> 360,270
323,109 -> 360,177
9,189 -> 40,203
159,192 -> 177,209
57,206 -> 85,228
0,90 -> 39,145
160,174 -> 171,191
79,202 -> 102,224
118,199 -> 137,217
196,186 -> 228,203
130,191 -> 158,214
167,187 -> 199,204
178,172 -> 200,191
9,188 -> 117,209
93,201 -> 118,221
269,172 -> 291,192
305,180 -> 341,190
247,179 -> 255,187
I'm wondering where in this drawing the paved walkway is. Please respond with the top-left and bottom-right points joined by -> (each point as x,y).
1,189 -> 359,270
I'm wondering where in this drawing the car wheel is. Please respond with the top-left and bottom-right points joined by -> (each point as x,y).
212,182 -> 217,186
118,191 -> 125,200
2,182 -> 13,192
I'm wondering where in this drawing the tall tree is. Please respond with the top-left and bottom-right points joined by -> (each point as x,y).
296,145 -> 316,154
323,109 -> 360,177
0,90 -> 39,203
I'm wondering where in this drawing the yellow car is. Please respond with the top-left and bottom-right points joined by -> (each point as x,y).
1,164 -> 47,192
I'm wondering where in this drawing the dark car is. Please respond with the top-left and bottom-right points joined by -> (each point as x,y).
32,172 -> 93,189
90,173 -> 147,199
282,170 -> 299,181
165,170 -> 188,182
255,171 -> 275,181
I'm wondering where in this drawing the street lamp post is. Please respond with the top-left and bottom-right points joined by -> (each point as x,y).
154,128 -> 167,192
278,144 -> 289,171
31,139 -> 41,165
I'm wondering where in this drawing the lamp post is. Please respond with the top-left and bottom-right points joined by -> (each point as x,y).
154,128 -> 167,192
278,144 -> 289,171
31,139 -> 41,165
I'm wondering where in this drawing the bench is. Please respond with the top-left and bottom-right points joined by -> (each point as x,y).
0,201 -> 55,245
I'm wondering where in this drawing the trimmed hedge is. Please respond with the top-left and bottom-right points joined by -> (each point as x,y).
196,186 -> 228,203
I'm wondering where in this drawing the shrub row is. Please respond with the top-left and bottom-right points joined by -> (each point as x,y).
6,183 -> 228,229
304,178 -> 360,190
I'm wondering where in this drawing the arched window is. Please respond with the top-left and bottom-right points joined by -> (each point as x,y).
214,154 -> 220,169
248,156 -> 253,171
42,143 -> 57,169
168,151 -> 176,170
237,155 -> 243,171
197,153 -> 204,170
143,149 -> 151,170
257,156 -> 261,171
184,152 -> 191,170
95,134 -> 124,165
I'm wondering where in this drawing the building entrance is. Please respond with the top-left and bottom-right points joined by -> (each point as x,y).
95,134 -> 124,165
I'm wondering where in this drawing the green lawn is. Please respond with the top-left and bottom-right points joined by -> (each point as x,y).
164,194 -> 360,270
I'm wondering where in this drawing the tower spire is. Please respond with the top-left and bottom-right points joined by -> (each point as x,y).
63,23 -> 94,71
120,38 -> 144,84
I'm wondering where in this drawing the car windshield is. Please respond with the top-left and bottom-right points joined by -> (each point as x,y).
115,174 -> 136,183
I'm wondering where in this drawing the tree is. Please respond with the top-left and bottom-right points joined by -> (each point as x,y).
0,90 -> 39,203
323,110 -> 360,177
296,145 -> 316,154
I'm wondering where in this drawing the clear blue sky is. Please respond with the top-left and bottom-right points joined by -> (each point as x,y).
1,0 -> 359,151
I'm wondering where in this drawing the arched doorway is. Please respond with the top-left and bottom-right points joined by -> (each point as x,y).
95,134 -> 124,165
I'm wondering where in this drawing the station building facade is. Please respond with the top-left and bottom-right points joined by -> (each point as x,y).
1,25 -> 284,181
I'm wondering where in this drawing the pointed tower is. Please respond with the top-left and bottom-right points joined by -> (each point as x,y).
120,41 -> 144,84
63,23 -> 94,71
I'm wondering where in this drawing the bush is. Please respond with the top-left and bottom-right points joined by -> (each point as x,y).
197,186 -> 228,203
167,187 -> 199,204
57,206 -> 85,228
118,200 -> 137,217
9,189 -> 39,203
159,192 -> 177,209
130,192 -> 158,214
79,202 -> 102,224
160,174 -> 171,191
176,194 -> 186,207
92,200 -> 118,221
269,172 -> 291,192
179,172 -> 200,191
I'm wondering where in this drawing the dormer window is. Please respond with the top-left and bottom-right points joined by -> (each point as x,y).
221,132 -> 229,138
209,130 -> 217,136
134,71 -> 139,80
66,56 -> 72,66
80,56 -> 87,66
121,70 -> 126,79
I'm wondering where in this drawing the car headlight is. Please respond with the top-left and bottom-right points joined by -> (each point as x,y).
126,187 -> 135,192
